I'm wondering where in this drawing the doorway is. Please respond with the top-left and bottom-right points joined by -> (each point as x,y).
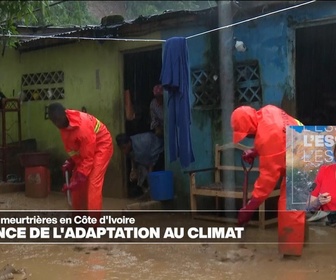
123,47 -> 163,197
124,48 -> 163,135
296,22 -> 336,125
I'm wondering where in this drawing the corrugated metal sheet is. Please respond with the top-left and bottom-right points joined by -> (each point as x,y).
14,1 -> 301,52
16,8 -> 218,52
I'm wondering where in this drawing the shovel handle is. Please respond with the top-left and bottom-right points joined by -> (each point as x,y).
241,156 -> 254,172
65,171 -> 72,207
241,156 -> 254,207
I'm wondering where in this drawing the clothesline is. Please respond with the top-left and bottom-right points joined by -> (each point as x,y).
186,0 -> 316,40
0,0 -> 316,43
1,34 -> 166,43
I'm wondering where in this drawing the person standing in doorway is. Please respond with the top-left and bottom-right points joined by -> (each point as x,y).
149,84 -> 164,138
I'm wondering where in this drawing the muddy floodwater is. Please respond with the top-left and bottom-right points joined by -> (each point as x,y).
0,192 -> 336,280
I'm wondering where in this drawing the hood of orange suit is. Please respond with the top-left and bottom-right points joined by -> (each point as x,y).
65,109 -> 82,127
231,106 -> 258,143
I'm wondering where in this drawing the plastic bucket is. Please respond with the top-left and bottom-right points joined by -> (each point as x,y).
148,171 -> 174,201
25,166 -> 50,198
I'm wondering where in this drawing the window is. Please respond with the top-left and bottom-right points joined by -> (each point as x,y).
21,71 -> 65,101
191,68 -> 220,109
235,61 -> 262,108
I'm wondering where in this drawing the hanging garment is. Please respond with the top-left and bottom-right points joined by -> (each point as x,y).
124,89 -> 135,121
160,37 -> 195,168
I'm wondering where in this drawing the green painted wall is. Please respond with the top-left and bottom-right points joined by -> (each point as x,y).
0,34 -> 162,198
0,41 -> 124,196
0,49 -> 21,144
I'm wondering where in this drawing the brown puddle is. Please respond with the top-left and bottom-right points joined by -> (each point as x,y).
0,192 -> 335,280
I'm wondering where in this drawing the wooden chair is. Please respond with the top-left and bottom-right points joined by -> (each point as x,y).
187,142 -> 280,229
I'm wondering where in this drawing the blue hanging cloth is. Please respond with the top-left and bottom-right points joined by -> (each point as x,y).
160,37 -> 195,168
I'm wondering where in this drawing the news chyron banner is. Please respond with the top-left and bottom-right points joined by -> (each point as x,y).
286,125 -> 336,210
0,211 -> 248,244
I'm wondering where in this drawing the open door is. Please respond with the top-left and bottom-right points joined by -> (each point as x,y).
123,47 -> 163,197
296,23 -> 336,125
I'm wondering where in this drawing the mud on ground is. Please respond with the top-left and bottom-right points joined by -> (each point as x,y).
0,192 -> 336,280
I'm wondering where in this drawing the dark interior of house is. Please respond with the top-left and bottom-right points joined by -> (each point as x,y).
296,22 -> 336,125
123,48 -> 163,197
123,48 -> 162,136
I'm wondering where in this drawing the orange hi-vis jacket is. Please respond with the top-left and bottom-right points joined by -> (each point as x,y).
60,110 -> 112,177
232,105 -> 302,200
60,110 -> 113,211
231,105 -> 305,256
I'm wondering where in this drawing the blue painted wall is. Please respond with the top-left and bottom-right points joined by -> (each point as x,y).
159,2 -> 336,208
233,1 -> 336,107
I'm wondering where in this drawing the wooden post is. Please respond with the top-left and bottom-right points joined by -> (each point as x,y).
190,173 -> 197,217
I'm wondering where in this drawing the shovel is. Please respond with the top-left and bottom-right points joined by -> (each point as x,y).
65,170 -> 72,207
241,156 -> 254,207
238,155 -> 255,249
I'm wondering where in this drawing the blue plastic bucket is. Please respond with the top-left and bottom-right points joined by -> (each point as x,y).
148,171 -> 174,201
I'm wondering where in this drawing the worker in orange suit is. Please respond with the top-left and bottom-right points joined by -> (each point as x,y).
48,102 -> 113,212
231,104 -> 306,257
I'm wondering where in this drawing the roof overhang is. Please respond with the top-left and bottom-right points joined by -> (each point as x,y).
14,1 -> 312,53
16,8 -> 218,53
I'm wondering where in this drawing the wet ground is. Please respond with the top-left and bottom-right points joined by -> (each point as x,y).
0,192 -> 336,280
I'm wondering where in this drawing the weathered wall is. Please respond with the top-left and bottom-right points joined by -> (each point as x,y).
160,2 -> 336,208
232,1 -> 336,115
0,41 -> 126,197
0,29 -> 169,198
0,49 -> 22,144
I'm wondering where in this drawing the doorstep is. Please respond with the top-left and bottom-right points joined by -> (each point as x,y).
0,182 -> 25,193
124,200 -> 163,210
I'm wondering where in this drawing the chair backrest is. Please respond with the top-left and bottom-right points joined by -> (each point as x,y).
214,142 -> 259,183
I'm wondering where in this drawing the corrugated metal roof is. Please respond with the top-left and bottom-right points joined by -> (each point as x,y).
15,1 -> 304,52
16,8 -> 218,52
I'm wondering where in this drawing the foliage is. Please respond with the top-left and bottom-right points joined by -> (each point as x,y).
0,1 -> 99,32
124,1 -> 217,20
0,0 -> 217,51
0,0 -> 46,50
0,1 -> 40,35
0,1 -> 99,51
28,1 -> 100,27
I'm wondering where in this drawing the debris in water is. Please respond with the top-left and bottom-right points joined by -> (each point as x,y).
0,264 -> 30,279
0,273 -> 14,280
216,248 -> 255,262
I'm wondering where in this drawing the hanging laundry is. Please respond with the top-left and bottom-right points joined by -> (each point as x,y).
160,37 -> 195,168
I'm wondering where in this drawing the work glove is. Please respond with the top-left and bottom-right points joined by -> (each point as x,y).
62,171 -> 87,192
237,196 -> 264,226
242,149 -> 258,165
62,158 -> 75,174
